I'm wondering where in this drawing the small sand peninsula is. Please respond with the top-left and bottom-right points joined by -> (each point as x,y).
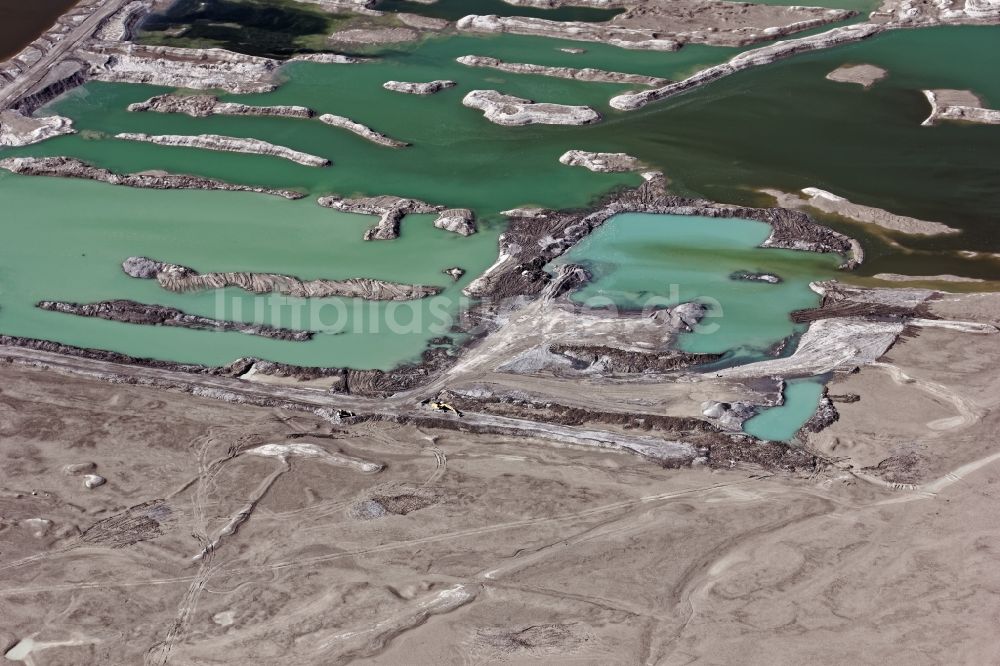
921,89 -> 1000,126
762,187 -> 959,236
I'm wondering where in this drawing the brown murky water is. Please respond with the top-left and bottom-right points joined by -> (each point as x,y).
0,0 -> 79,60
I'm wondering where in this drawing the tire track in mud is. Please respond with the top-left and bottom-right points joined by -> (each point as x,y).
310,583 -> 481,664
308,477 -> 779,662
870,362 -> 981,432
648,496 -> 837,664
870,449 -> 1000,506
848,362 -> 998,503
0,479 -> 758,596
144,554 -> 226,666
423,443 -> 447,488
257,479 -> 759,574
144,432 -> 248,665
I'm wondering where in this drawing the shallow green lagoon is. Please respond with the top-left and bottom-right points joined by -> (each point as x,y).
743,378 -> 825,441
553,213 -> 839,355
0,25 -> 998,368
0,173 -> 500,369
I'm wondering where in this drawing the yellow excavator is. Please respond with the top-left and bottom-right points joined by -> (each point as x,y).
421,399 -> 463,417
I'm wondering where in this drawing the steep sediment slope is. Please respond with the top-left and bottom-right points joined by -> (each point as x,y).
114,133 -> 331,167
610,23 -> 884,110
82,44 -> 284,93
38,300 -> 314,341
0,110 -> 74,146
456,55 -> 668,86
0,156 -> 305,199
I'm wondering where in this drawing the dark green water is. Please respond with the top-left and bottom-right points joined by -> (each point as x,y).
0,0 -> 80,60
139,0 -> 619,59
1,26 -> 997,368
578,26 -> 1000,277
140,0 -> 355,58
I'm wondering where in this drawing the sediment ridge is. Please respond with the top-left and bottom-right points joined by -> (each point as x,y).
610,23 -> 885,111
38,300 -> 314,341
762,187 -> 959,236
383,80 -> 456,95
873,273 -> 986,284
0,156 -> 305,199
318,114 -> 409,148
550,344 -> 723,374
127,94 -> 315,119
114,132 -> 331,167
463,89 -> 601,126
286,53 -> 367,64
455,55 -> 668,86
125,94 -> 408,147
317,195 -> 445,240
122,256 -> 441,300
